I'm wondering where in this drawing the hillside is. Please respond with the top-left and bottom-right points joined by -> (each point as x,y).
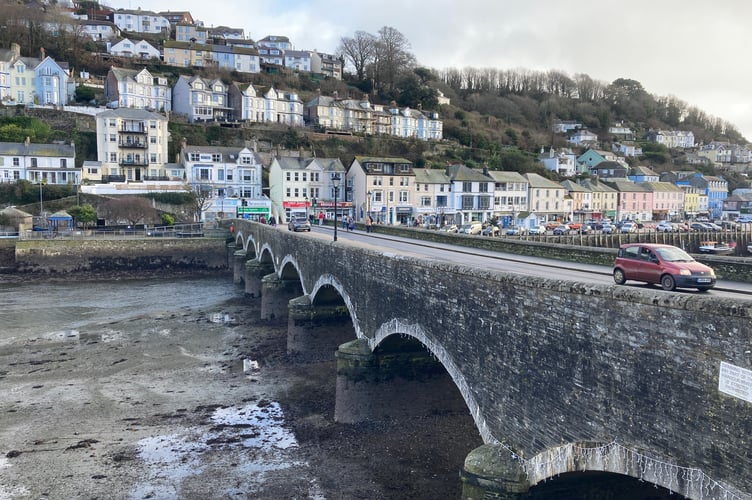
1,0 -> 750,193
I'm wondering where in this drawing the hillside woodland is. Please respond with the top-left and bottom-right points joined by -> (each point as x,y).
0,0 -> 750,197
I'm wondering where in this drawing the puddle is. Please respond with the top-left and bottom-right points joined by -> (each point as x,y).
211,402 -> 298,449
132,401 -> 299,498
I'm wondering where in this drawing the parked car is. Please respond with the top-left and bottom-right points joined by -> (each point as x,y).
735,216 -> 752,223
458,221 -> 483,235
481,224 -> 500,236
655,221 -> 676,233
552,224 -> 570,235
620,221 -> 637,233
613,243 -> 716,291
706,222 -> 723,232
505,226 -> 526,236
439,224 -> 458,233
690,222 -> 714,232
528,225 -> 547,235
600,222 -> 615,234
287,216 -> 312,232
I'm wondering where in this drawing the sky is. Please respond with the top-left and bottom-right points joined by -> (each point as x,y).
117,0 -> 752,140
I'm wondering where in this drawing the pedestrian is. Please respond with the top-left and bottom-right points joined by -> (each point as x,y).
343,216 -> 348,230
318,211 -> 324,226
269,216 -> 277,227
260,215 -> 266,225
348,216 -> 354,232
366,215 -> 373,233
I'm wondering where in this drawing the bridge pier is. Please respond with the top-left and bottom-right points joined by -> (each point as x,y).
232,249 -> 248,284
334,337 -> 464,424
260,274 -> 302,323
244,260 -> 273,298
460,444 -> 529,500
288,296 -> 354,360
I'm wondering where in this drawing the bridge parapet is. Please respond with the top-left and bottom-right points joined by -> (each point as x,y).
234,219 -> 752,499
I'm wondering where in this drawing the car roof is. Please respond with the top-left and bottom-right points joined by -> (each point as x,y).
619,243 -> 675,250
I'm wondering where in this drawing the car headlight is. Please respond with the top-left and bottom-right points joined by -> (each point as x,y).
679,269 -> 691,276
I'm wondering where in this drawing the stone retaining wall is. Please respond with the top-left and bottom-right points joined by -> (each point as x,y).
12,238 -> 229,274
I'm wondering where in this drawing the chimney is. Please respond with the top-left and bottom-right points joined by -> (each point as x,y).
25,136 -> 30,146
40,47 -> 45,59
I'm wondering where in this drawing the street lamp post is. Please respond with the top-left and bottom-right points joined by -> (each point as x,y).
332,173 -> 341,241
39,178 -> 45,216
367,190 -> 371,221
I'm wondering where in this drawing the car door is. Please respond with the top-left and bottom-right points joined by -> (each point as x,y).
639,248 -> 663,284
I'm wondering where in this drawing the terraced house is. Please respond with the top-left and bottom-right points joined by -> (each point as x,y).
0,139 -> 77,186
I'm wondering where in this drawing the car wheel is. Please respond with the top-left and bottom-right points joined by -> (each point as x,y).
697,287 -> 711,292
613,268 -> 626,285
661,274 -> 676,291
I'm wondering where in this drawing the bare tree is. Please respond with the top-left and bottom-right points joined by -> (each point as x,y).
189,185 -> 213,223
102,196 -> 157,226
337,30 -> 376,80
369,26 -> 416,95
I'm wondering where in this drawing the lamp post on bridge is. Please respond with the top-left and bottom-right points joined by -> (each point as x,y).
332,173 -> 341,242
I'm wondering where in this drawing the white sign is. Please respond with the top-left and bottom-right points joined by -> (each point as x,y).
718,361 -> 752,403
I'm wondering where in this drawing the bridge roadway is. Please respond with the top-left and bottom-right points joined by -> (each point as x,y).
230,220 -> 752,499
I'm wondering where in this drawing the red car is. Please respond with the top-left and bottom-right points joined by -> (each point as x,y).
613,243 -> 716,291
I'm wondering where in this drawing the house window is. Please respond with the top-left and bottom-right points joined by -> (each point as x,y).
286,172 -> 291,181
421,196 -> 431,207
463,181 -> 472,192
190,153 -> 200,162
12,158 -> 19,167
462,196 -> 473,209
30,158 -> 37,168
110,153 -> 117,162
399,191 -> 408,203
60,159 -> 67,168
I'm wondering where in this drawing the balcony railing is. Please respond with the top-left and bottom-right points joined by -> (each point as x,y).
118,140 -> 148,148
119,126 -> 146,134
119,158 -> 149,166
102,175 -> 126,183
143,176 -> 170,181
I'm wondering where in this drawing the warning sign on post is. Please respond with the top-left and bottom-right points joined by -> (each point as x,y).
718,361 -> 752,404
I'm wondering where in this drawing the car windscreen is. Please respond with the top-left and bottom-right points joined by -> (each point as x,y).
655,247 -> 694,262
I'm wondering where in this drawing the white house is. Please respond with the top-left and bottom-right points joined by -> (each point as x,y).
93,108 -> 170,183
104,67 -> 171,112
112,9 -> 170,35
79,20 -> 121,41
268,156 -> 346,222
172,75 -> 230,123
284,50 -> 313,72
538,148 -> 577,177
0,139 -> 78,186
181,142 -> 267,221
109,38 -> 161,60
567,129 -> 598,146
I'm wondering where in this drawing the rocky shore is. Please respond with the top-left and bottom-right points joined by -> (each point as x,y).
0,274 -> 481,499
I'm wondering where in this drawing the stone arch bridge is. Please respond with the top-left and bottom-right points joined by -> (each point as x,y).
229,220 -> 752,499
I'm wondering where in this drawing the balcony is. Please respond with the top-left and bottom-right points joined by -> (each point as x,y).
118,139 -> 148,148
119,158 -> 149,167
119,125 -> 146,134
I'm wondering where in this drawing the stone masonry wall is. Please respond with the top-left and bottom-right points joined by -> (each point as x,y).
238,220 -> 752,496
13,238 -> 228,274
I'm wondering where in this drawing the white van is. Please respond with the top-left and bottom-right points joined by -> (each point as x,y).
458,221 -> 482,235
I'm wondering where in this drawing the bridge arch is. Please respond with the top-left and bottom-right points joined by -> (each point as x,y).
372,320 -> 493,444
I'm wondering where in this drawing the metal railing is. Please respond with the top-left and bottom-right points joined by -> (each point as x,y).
20,223 -> 206,240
